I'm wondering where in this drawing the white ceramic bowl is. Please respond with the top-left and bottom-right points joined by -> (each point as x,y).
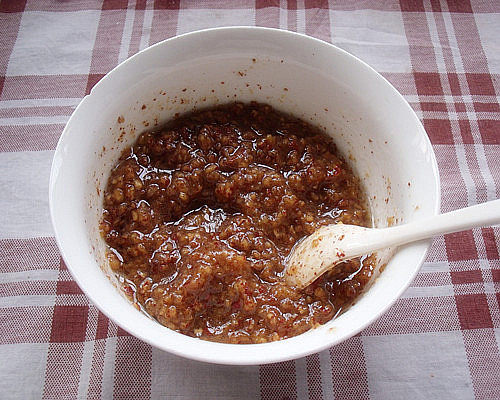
49,27 -> 440,365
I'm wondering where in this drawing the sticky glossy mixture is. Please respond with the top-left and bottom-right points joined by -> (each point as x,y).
100,102 -> 374,343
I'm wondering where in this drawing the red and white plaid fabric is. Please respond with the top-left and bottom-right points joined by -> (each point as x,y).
1,1 -> 499,399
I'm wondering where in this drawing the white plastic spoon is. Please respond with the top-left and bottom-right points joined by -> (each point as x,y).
285,199 -> 500,289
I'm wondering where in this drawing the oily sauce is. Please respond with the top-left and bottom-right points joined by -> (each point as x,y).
100,102 -> 374,343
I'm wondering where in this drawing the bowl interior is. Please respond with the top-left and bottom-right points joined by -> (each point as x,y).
50,27 -> 439,365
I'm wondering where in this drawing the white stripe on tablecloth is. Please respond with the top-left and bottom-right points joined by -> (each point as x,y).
402,285 -> 455,298
319,348 -> 336,400
441,10 -> 497,204
0,295 -> 55,308
151,347 -> 260,399
0,269 -> 59,284
406,94 -> 499,103
441,10 -> 465,75
425,9 -> 446,74
449,137 -> 475,208
140,0 -> 154,50
101,336 -> 118,400
296,0 -> 306,34
118,0 -> 136,64
0,150 -> 54,239
475,144 -> 498,201
0,98 -> 81,109
408,111 -> 500,120
279,0 -> 287,29
420,261 -> 450,273
294,356 -> 309,400
421,6 -> 475,209
328,0 -> 335,43
77,340 -> 95,399
0,116 -> 69,126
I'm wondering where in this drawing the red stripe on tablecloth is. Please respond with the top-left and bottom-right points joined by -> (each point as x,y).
462,329 -> 500,400
50,306 -> 89,342
329,335 -> 369,400
103,0 -> 130,10
363,296 -> 461,335
0,237 -> 60,272
49,259 -> 90,341
448,0 -> 473,13
96,311 -> 110,340
451,270 -> 483,285
455,293 -> 493,330
113,336 -> 152,400
447,72 -> 462,95
0,12 -> 24,79
466,73 -> 496,95
0,123 -> 64,152
42,342 -> 85,400
477,120 -> 500,144
1,75 -> 88,99
474,102 -> 500,112
260,360 -> 298,400
256,0 -> 279,8
458,119 -> 474,144
420,101 -> 448,112
0,0 -> 27,13
303,0 -> 328,9
136,0 -> 147,10
86,73 -> 105,95
149,1 -> 180,45
24,0 -> 117,12
423,118 -> 454,144
0,306 -> 54,344
492,269 -> 500,283
56,280 -> 84,295
306,353 -> 323,400
482,228 -> 500,260
445,231 -> 479,261
414,72 -> 444,96
399,0 -> 424,12
153,0 -> 180,10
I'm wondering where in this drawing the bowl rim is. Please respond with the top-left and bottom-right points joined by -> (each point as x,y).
49,26 -> 441,365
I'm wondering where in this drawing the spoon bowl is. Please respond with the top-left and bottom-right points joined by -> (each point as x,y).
285,199 -> 500,289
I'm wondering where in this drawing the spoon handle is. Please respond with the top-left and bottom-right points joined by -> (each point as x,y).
380,198 -> 500,248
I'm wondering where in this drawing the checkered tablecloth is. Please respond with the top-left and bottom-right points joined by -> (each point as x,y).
1,0 -> 499,399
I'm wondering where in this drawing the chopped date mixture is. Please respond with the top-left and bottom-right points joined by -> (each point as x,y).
100,102 -> 374,343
